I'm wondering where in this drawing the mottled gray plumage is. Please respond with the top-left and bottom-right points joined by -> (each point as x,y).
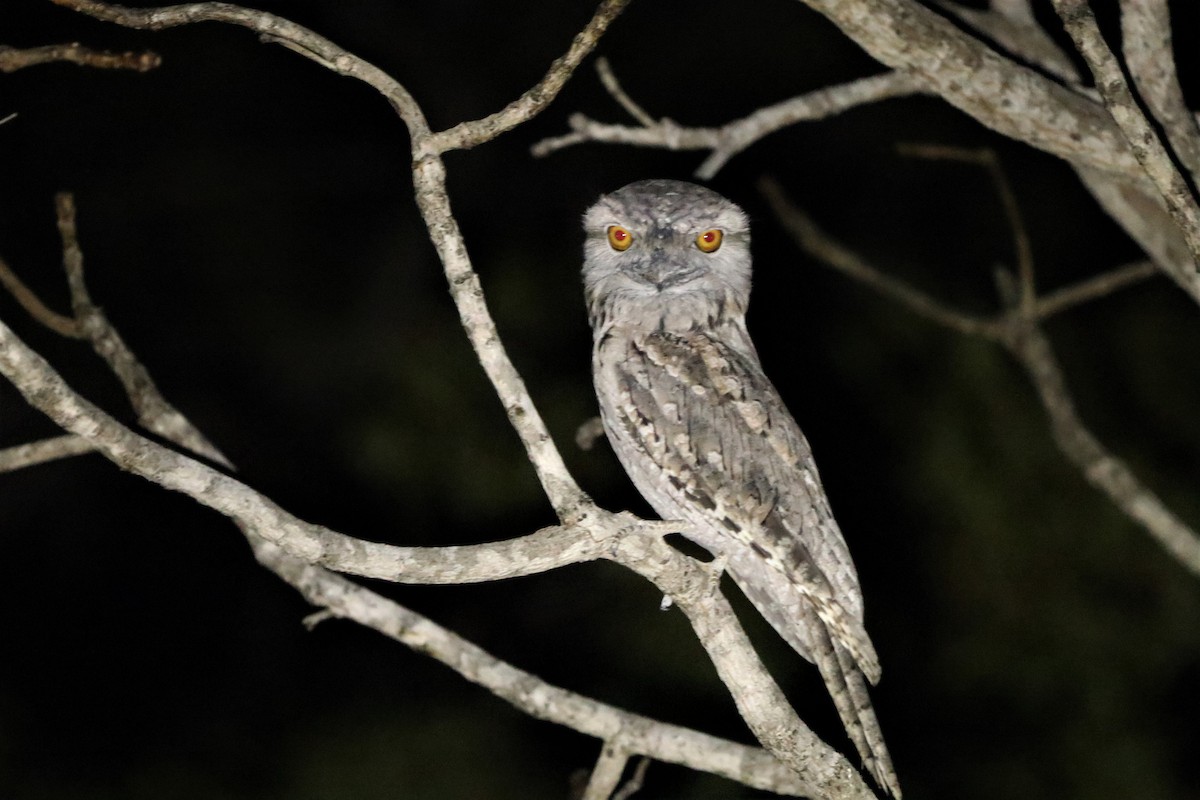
583,179 -> 899,797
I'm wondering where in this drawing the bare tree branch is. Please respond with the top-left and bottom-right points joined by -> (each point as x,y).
896,144 -> 1036,310
534,69 -> 925,180
0,42 -> 160,72
1118,0 -> 1200,185
595,57 -> 655,127
581,742 -> 631,800
0,304 -> 605,582
999,291 -> 1200,577
3,181 -> 838,794
935,0 -> 1200,304
1074,165 -> 1200,299
765,176 -> 1157,327
49,0 -> 430,130
933,0 -> 1078,84
612,757 -> 650,800
18,0 -> 1195,793
1049,0 -> 1200,270
51,0 -> 590,517
763,176 -> 1200,578
759,176 -> 1003,338
247,532 -> 822,797
421,0 -> 631,155
533,113 -> 718,163
791,0 -> 1143,181
53,192 -> 232,467
409,156 -> 594,521
1,196 -> 226,466
1035,259 -> 1157,319
0,434 -> 95,472
611,533 -> 874,799
541,0 -> 1152,185
0,254 -> 82,338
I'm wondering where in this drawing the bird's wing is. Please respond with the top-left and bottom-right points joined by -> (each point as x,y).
605,326 -> 879,682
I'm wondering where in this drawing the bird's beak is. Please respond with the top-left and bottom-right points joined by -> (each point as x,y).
631,248 -> 693,290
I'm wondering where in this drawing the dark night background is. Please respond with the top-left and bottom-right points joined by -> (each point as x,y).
2,1 -> 1199,798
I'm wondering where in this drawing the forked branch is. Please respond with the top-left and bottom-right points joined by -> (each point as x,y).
762,172 -> 1200,578
533,61 -> 925,180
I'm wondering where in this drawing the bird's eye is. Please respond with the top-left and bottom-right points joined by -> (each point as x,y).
696,229 -> 723,253
607,225 -> 633,251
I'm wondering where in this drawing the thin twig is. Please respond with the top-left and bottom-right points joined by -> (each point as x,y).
301,609 -> 335,630
696,71 -> 923,179
55,193 -> 232,467
532,114 -> 711,160
896,144 -> 1037,310
581,743 -> 630,800
759,175 -> 1002,337
1,197 -> 230,466
595,57 -> 654,127
612,757 -> 650,800
0,43 -> 160,73
0,434 -> 96,472
0,255 -> 82,338
422,0 -> 632,155
1035,260 -> 1157,318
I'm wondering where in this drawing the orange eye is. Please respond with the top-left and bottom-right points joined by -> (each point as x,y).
607,225 -> 633,251
696,229 -> 723,253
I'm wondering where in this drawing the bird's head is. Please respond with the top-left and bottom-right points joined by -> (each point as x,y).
582,179 -> 751,329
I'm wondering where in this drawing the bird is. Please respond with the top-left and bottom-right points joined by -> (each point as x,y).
581,178 -> 899,797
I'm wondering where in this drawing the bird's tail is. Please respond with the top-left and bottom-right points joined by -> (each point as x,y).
732,566 -> 900,797
810,604 -> 901,798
